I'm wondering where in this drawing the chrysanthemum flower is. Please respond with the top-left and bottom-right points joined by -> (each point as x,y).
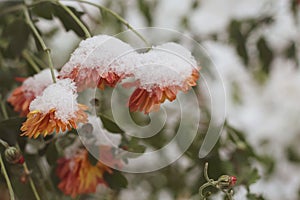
127,43 -> 200,113
7,69 -> 58,116
56,146 -> 121,198
20,79 -> 88,138
59,35 -> 136,91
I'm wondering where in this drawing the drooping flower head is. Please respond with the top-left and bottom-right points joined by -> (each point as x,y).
127,43 -> 200,113
59,35 -> 136,91
56,146 -> 122,198
7,69 -> 58,116
21,79 -> 88,138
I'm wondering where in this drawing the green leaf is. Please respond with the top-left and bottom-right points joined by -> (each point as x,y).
45,141 -> 59,164
52,4 -> 87,37
103,171 -> 128,190
257,37 -> 273,73
2,19 -> 30,57
137,0 -> 153,26
99,114 -> 124,133
247,193 -> 265,200
0,117 -> 25,146
31,2 -> 54,20
228,20 -> 249,65
87,145 -> 99,166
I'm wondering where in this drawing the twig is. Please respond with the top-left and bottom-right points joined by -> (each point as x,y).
23,6 -> 56,83
15,144 -> 41,200
62,0 -> 151,48
55,0 -> 91,38
22,50 -> 41,73
0,154 -> 15,200
0,95 -> 9,120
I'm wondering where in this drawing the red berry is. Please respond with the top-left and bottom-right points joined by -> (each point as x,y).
230,176 -> 237,186
18,156 -> 25,164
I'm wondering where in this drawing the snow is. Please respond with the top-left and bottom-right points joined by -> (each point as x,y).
29,79 -> 79,122
79,115 -> 121,147
133,42 -> 198,90
60,35 -> 137,77
23,69 -> 58,97
190,0 -> 272,36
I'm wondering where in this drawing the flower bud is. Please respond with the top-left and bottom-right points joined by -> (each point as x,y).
4,147 -> 24,164
216,175 -> 237,190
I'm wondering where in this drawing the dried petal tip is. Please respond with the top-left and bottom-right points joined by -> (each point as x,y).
4,147 -> 24,164
21,79 -> 88,138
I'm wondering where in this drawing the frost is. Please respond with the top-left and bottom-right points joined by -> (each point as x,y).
23,69 -> 58,97
29,79 -> 79,122
133,42 -> 198,90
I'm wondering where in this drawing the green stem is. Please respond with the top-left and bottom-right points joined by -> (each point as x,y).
203,162 -> 210,182
15,144 -> 41,200
22,50 -> 41,73
23,6 -> 56,83
23,162 -> 41,200
0,154 -> 15,200
0,95 -> 8,120
31,53 -> 49,69
0,139 -> 9,149
55,0 -> 91,38
0,4 -> 23,16
199,182 -> 211,200
62,0 -> 151,48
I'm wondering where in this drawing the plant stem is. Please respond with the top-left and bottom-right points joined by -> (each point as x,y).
22,50 -> 41,73
0,139 -> 9,148
0,95 -> 9,120
0,4 -> 23,16
23,6 -> 56,83
23,162 -> 41,200
55,0 -> 91,38
62,0 -> 151,48
15,144 -> 41,200
0,154 -> 15,200
0,101 -> 8,120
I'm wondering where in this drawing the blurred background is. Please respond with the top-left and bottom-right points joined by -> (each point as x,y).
0,0 -> 300,199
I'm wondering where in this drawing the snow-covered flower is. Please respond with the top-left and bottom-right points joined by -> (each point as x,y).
7,69 -> 58,116
20,79 -> 88,138
56,147 -> 120,198
59,35 -> 136,91
126,43 -> 200,114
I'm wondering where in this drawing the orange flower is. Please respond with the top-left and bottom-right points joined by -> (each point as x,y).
127,43 -> 200,114
58,35 -> 136,91
59,67 -> 122,92
7,69 -> 58,116
56,147 -> 121,198
21,104 -> 88,138
20,79 -> 88,138
7,86 -> 35,116
128,69 -> 199,113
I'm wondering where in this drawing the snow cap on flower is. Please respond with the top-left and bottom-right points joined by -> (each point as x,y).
29,79 -> 80,122
134,42 -> 198,90
59,35 -> 137,91
127,42 -> 200,113
7,69 -> 58,116
21,79 -> 88,138
23,69 -> 58,97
